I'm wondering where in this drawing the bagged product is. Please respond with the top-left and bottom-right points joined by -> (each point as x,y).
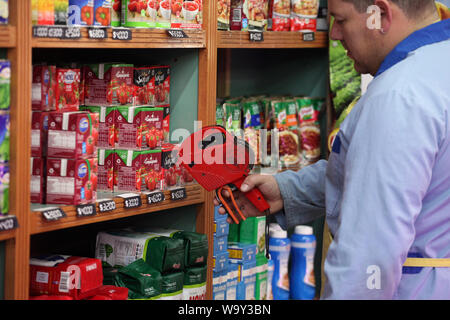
31,157 -> 46,204
122,0 -> 155,28
242,98 -> 262,165
230,0 -> 247,30
247,0 -> 269,31
183,264 -> 207,300
217,0 -> 231,30
171,0 -> 202,29
0,0 -> 8,24
269,0 -> 290,31
0,60 -> 10,110
94,0 -> 112,26
157,271 -> 184,300
0,111 -> 9,163
224,101 -> 241,136
215,101 -> 225,126
54,0 -> 69,25
46,157 -> 98,205
29,255 -> 103,299
80,106 -> 118,149
297,97 -> 322,164
81,285 -> 129,300
153,66 -> 170,106
68,0 -> 95,26
290,0 -> 319,32
274,100 -> 301,168
0,164 -> 8,214
95,230 -> 185,273
47,111 -> 99,159
32,65 -> 57,112
115,258 -> 162,299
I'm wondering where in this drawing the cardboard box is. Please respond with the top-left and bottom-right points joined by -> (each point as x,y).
32,65 -> 57,112
31,111 -> 49,158
31,157 -> 46,204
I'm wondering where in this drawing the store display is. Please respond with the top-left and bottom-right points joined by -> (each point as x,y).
290,225 -> 316,300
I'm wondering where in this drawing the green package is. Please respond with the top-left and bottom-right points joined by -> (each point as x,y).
157,271 -> 184,300
102,266 -> 121,286
255,255 -> 268,300
239,216 -> 266,257
116,259 -> 162,300
0,60 -> 10,111
183,265 -> 208,300
224,102 -> 241,135
227,222 -> 240,243
132,227 -> 209,268
0,112 -> 9,163
216,102 -> 225,126
54,0 -> 68,25
121,0 -> 156,28
95,230 -> 185,273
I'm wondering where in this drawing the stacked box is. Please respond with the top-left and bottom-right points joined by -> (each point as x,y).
212,270 -> 227,300
255,254 -> 268,300
239,216 -> 267,258
226,261 -> 238,300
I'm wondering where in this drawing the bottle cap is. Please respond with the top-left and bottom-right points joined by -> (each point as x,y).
294,225 -> 313,235
270,229 -> 287,238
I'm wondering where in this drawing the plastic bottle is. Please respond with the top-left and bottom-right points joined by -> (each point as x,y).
290,225 -> 316,300
266,258 -> 274,300
268,229 -> 290,300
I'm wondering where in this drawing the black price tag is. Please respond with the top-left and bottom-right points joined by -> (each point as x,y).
302,32 -> 315,42
0,215 -> 19,232
146,191 -> 165,205
170,187 -> 187,201
40,207 -> 66,221
47,26 -> 65,38
33,26 -> 49,38
112,28 -> 132,40
98,199 -> 116,213
118,194 -> 142,209
88,27 -> 108,39
249,31 -> 263,42
62,27 -> 82,39
166,29 -> 188,39
76,203 -> 97,217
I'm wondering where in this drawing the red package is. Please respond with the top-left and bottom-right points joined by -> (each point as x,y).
153,66 -> 170,106
29,255 -> 103,299
47,111 -> 99,159
162,105 -> 170,143
31,157 -> 46,204
55,68 -> 81,111
133,66 -> 156,106
29,295 -> 74,300
80,285 -> 129,300
114,149 -> 161,192
46,157 -> 98,205
84,63 -> 134,106
269,0 -> 290,31
97,149 -> 116,192
161,143 -> 183,190
230,0 -> 246,30
32,65 -> 57,111
31,111 -> 49,158
80,106 -> 118,148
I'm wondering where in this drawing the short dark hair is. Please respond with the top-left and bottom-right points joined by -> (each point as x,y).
342,0 -> 436,19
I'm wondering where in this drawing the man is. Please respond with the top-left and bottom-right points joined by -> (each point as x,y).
215,0 -> 450,299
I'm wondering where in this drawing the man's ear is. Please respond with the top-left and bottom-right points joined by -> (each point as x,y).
373,0 -> 393,34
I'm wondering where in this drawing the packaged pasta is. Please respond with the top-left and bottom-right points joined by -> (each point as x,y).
290,0 -> 319,32
269,0 -> 290,31
297,97 -> 323,165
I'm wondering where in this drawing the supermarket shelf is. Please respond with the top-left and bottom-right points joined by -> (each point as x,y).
0,25 -> 17,48
0,229 -> 16,242
217,30 -> 328,49
0,215 -> 19,241
30,183 -> 204,235
32,27 -> 206,49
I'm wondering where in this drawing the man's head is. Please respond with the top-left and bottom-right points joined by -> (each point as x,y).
329,0 -> 439,75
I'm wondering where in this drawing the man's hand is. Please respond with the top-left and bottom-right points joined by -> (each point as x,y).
213,174 -> 284,223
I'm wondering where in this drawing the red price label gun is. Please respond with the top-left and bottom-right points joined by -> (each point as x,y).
177,125 -> 270,224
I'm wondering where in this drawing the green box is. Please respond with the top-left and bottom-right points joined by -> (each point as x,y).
255,255 -> 268,300
227,222 -> 240,243
239,216 -> 266,257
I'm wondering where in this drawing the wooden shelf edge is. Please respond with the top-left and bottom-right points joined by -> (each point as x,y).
30,184 -> 205,235
217,30 -> 328,49
0,25 -> 17,48
32,27 -> 206,49
0,229 -> 16,242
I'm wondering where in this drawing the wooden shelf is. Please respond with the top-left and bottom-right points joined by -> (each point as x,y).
30,184 -> 204,235
32,27 -> 206,49
217,30 -> 328,49
0,229 -> 16,242
0,25 -> 16,48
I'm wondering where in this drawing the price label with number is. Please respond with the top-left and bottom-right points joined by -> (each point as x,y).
63,27 -> 82,39
88,27 -> 108,39
170,187 -> 187,201
302,32 -> 315,42
0,215 -> 19,232
76,203 -> 97,217
166,29 -> 188,39
98,199 -> 117,213
249,31 -> 264,42
33,26 -> 49,38
112,28 -> 132,40
117,193 -> 142,209
38,207 -> 66,221
146,191 -> 165,205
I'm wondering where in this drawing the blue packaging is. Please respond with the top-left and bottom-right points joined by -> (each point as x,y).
213,250 -> 229,273
214,216 -> 229,237
227,242 -> 256,263
68,0 -> 95,26
232,259 -> 256,300
266,258 -> 274,300
213,234 -> 228,255
0,112 -> 9,163
290,225 -> 316,300
226,262 -> 238,300
268,229 -> 290,300
212,270 -> 227,300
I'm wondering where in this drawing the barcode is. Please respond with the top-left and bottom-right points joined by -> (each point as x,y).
58,271 -> 70,293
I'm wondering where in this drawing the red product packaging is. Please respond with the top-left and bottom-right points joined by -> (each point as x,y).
46,157 -> 98,205
31,111 -> 49,158
97,148 -> 116,192
29,295 -> 74,300
230,0 -> 246,30
80,106 -> 118,148
290,0 -> 319,32
154,66 -> 170,106
29,255 -> 103,299
161,143 -> 183,190
269,0 -> 290,31
31,157 -> 46,204
133,66 -> 156,106
80,285 -> 129,300
47,111 -> 99,159
55,68 -> 81,111
32,65 -> 57,112
162,105 -> 170,143
84,63 -> 134,106
114,149 -> 162,192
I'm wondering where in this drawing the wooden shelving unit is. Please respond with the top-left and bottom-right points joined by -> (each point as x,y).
1,0 -> 327,300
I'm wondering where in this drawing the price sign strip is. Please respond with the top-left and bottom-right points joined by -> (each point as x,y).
0,215 -> 19,232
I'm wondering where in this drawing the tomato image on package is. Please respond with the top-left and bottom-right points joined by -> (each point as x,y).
46,157 -> 98,205
55,68 -> 81,112
47,111 -> 99,159
97,148 -> 116,192
80,106 -> 118,148
68,0 -> 95,26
